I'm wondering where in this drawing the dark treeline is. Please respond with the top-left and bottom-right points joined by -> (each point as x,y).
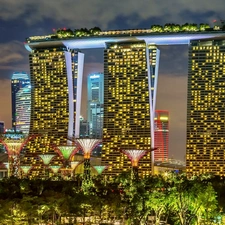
0,172 -> 224,225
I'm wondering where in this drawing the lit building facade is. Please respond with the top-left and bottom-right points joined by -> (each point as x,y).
154,110 -> 169,161
15,86 -> 31,134
80,116 -> 89,137
186,39 -> 225,176
102,41 -> 160,176
0,121 -> 5,134
11,72 -> 30,133
87,73 -> 104,138
23,47 -> 84,177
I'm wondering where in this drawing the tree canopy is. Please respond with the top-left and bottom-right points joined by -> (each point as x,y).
0,172 -> 223,225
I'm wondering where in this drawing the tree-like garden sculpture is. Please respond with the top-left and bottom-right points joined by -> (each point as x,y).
38,154 -> 55,177
93,165 -> 108,175
75,139 -> 101,181
54,145 -> 78,180
20,165 -> 32,177
49,165 -> 61,175
120,149 -> 148,180
39,154 -> 55,165
71,161 -> 81,174
0,133 -> 36,177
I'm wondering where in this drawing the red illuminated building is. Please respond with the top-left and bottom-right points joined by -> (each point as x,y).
154,110 -> 169,161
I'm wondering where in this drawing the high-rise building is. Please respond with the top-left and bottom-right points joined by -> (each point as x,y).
15,86 -> 31,134
102,41 -> 160,176
87,73 -> 104,138
0,121 -> 5,134
186,39 -> 225,177
23,47 -> 84,177
154,110 -> 169,161
11,72 -> 30,133
80,116 -> 89,137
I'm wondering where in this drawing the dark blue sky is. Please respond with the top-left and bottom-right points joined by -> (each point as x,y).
0,0 -> 225,160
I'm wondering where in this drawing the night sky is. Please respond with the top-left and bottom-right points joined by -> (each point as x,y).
0,0 -> 225,160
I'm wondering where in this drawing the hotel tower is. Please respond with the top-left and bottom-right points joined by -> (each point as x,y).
187,39 -> 225,177
23,47 -> 84,177
24,26 -> 224,177
102,41 -> 160,176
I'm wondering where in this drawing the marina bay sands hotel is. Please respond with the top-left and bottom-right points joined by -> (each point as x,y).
24,28 -> 225,177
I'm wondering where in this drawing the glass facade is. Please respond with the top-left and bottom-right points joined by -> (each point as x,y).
187,39 -> 225,176
23,47 -> 84,177
15,86 -> 31,134
0,121 -> 5,134
87,73 -> 104,138
154,110 -> 169,161
102,41 -> 160,176
11,72 -> 30,133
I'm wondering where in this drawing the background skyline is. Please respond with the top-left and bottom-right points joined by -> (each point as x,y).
0,0 -> 225,160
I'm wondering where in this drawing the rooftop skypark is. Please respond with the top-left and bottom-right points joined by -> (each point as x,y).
26,23 -> 225,43
24,23 -> 225,50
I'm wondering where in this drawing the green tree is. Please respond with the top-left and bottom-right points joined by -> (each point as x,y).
145,175 -> 172,225
168,173 -> 219,225
118,173 -> 156,225
151,25 -> 163,32
195,182 -> 219,224
89,27 -> 102,35
199,23 -> 210,31
172,24 -> 181,32
181,23 -> 191,32
164,23 -> 173,32
189,23 -> 198,31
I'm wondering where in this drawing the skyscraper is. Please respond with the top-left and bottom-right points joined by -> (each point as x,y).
80,116 -> 89,137
186,39 -> 225,176
87,73 -> 104,138
23,47 -> 84,177
15,85 -> 31,134
0,121 -> 5,134
154,110 -> 169,161
11,72 -> 30,133
102,41 -> 160,176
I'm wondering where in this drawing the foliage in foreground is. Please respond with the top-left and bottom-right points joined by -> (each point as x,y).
0,172 -> 224,225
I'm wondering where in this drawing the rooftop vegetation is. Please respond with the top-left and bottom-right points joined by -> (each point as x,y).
55,26 -> 102,38
26,23 -> 225,42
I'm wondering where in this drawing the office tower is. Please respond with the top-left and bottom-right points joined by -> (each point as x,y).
80,116 -> 89,137
0,121 -> 4,134
87,73 -> 104,138
11,72 -> 30,133
15,86 -> 31,134
186,39 -> 225,177
23,47 -> 84,177
0,121 -> 5,153
154,110 -> 169,161
102,41 -> 160,176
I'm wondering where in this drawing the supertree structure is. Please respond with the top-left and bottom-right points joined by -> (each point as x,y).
54,145 -> 78,179
93,165 -> 108,175
121,149 -> 148,180
20,165 -> 32,176
0,133 -> 36,177
75,138 -> 101,180
49,165 -> 61,174
38,154 -> 55,177
38,154 -> 55,165
71,161 -> 81,171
